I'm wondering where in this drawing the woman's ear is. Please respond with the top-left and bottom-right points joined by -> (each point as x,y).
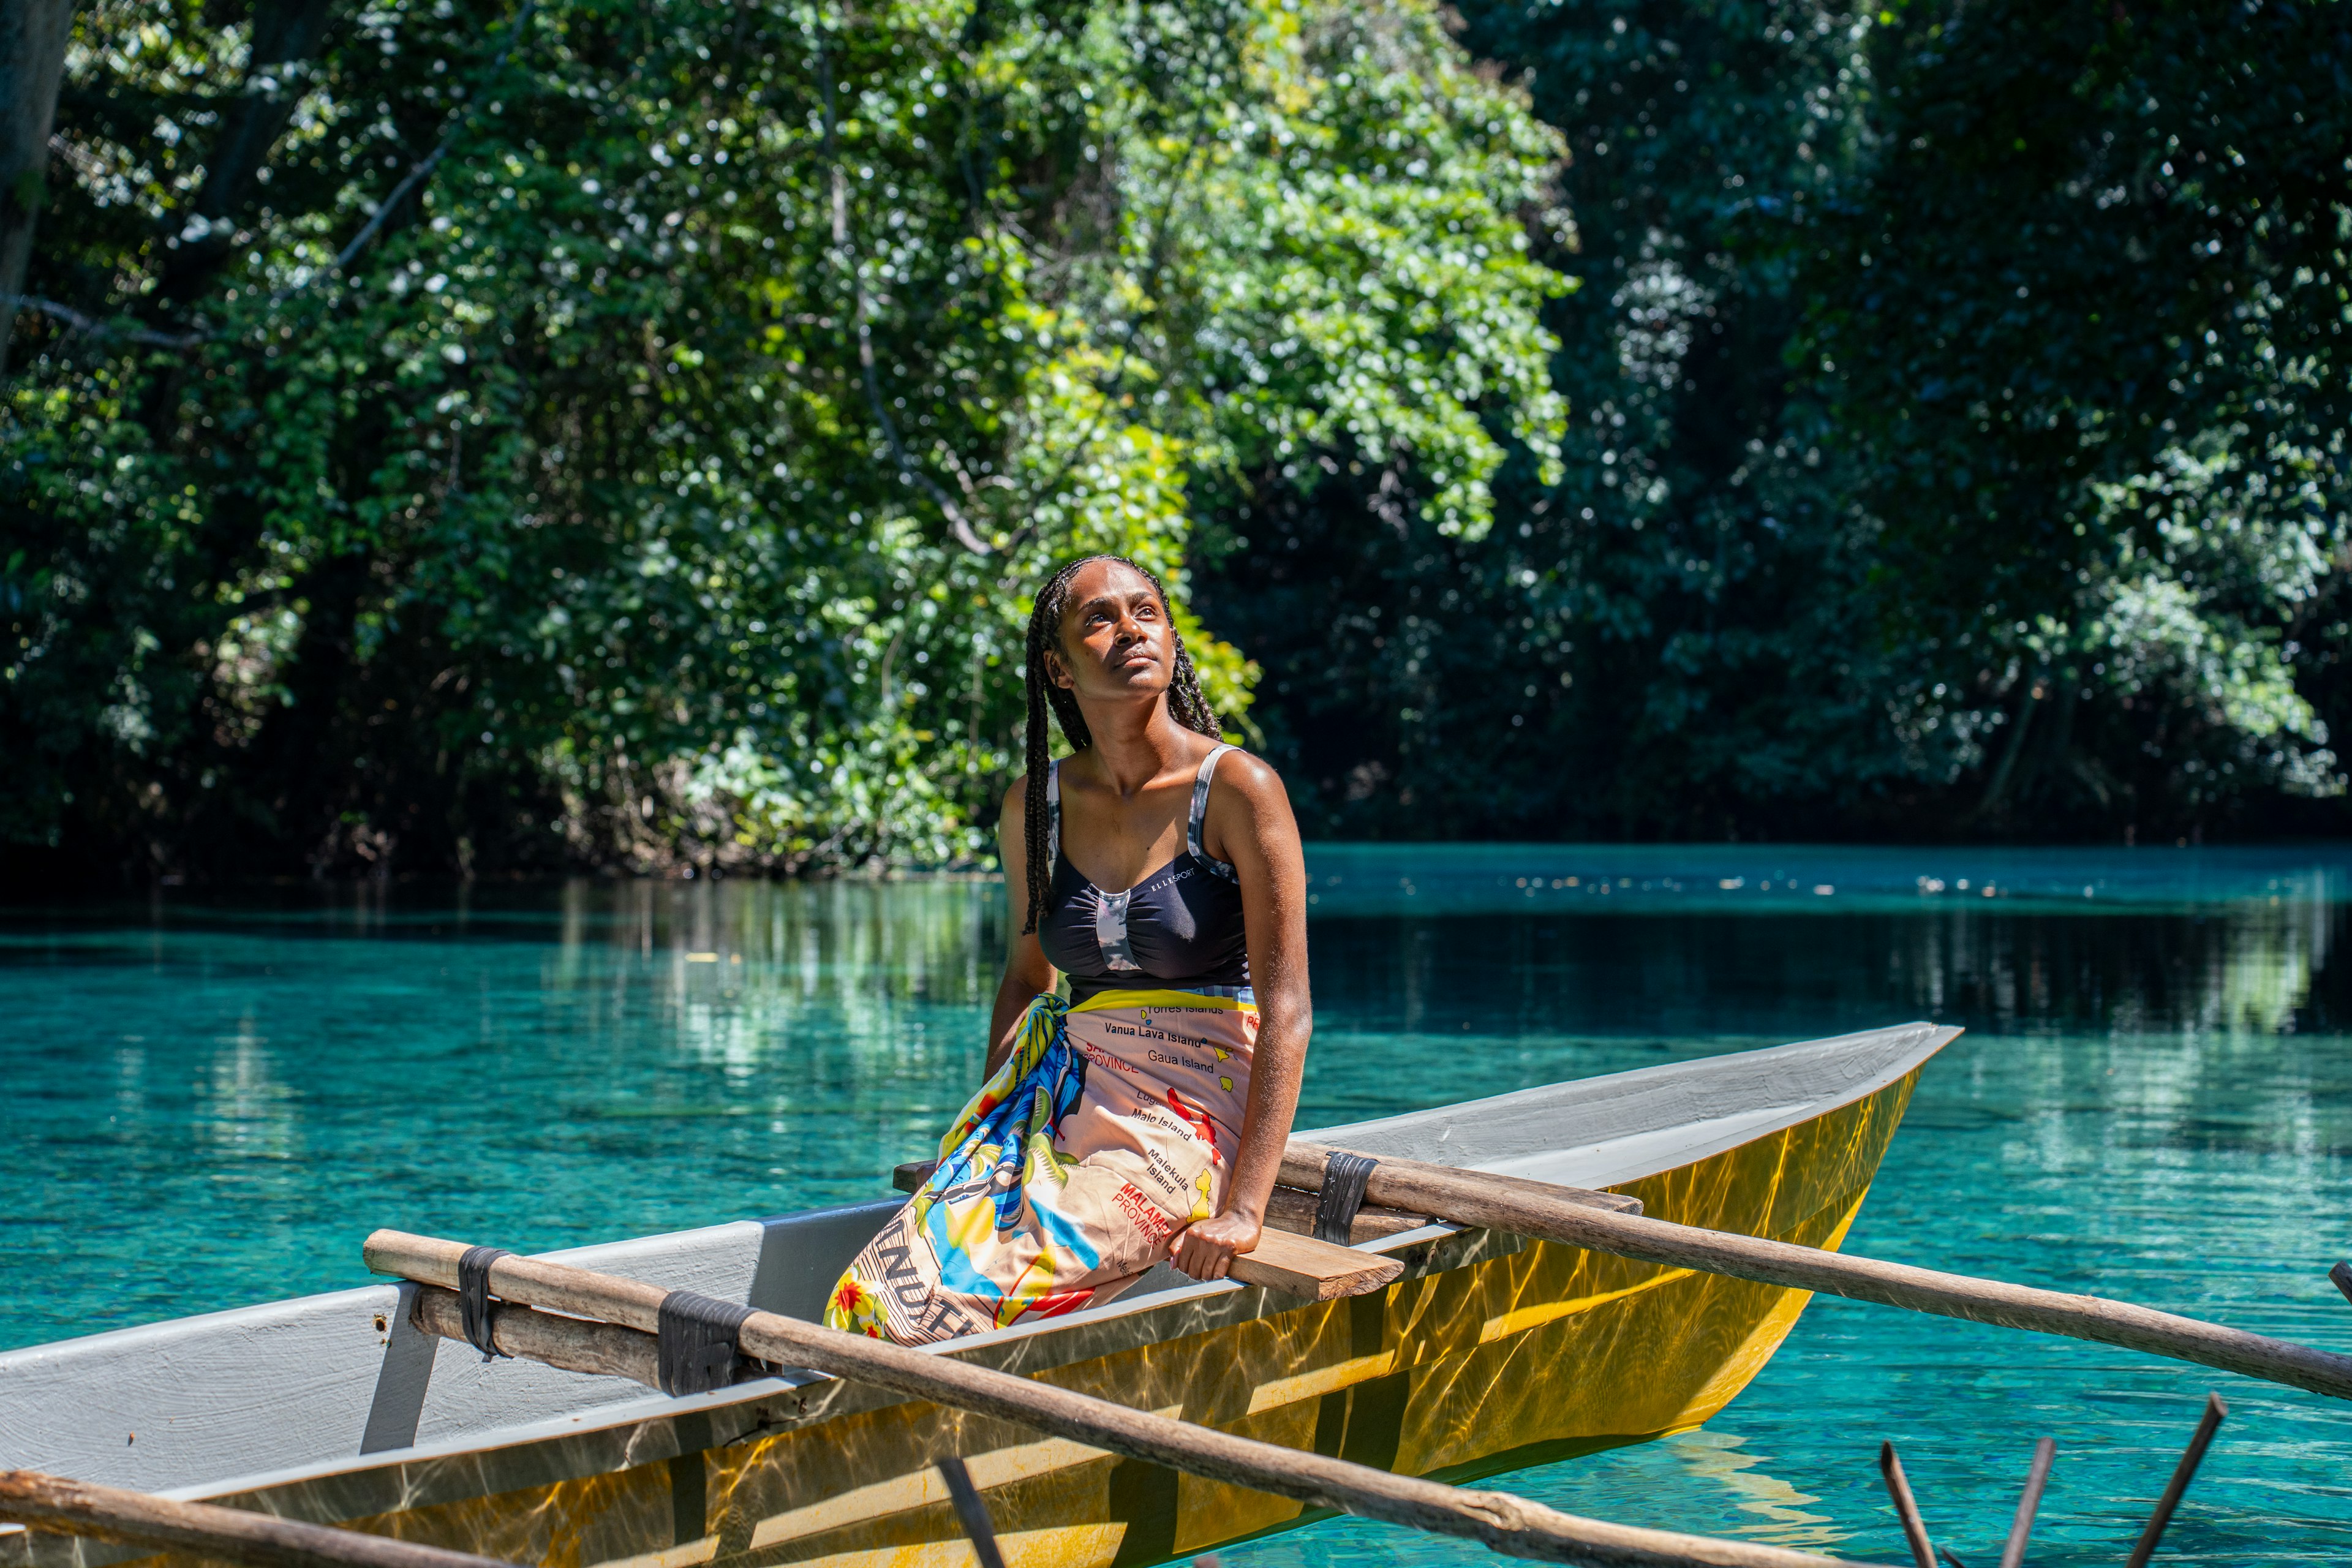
1044,647 -> 1074,690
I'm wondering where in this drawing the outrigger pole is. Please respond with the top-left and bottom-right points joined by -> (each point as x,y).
894,1135 -> 2352,1401
0,1470 -> 516,1568
366,1230 -> 1896,1568
1279,1142 -> 2352,1402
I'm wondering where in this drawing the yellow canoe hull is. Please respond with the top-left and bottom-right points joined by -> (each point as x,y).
224,1061 -> 1924,1568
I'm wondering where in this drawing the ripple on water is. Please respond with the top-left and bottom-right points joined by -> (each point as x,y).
5,856 -> 2352,1563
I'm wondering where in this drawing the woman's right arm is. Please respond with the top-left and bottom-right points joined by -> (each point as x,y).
985,775 -> 1059,1079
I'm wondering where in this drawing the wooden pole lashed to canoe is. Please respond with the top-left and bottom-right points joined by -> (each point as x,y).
1281,1143 -> 2352,1402
0,1470 -> 516,1568
366,1230 -> 1894,1568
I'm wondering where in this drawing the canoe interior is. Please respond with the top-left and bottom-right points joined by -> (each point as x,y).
0,1022 -> 1953,1568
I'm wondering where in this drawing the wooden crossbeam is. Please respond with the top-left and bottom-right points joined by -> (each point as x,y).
369,1229 -> 1894,1568
883,1159 -> 1404,1298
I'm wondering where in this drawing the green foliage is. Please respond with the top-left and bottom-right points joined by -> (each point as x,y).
3,0 -> 1566,875
15,0 -> 2344,870
1207,0 -> 1920,836
1207,0 -> 2351,840
1810,0 -> 2352,824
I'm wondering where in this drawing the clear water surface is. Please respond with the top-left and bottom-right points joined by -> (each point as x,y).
9,845 -> 2352,1566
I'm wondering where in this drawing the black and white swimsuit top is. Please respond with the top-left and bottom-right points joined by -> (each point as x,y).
1037,744 -> 1250,1002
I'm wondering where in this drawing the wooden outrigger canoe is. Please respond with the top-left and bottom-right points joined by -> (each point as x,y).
0,1022 -> 1954,1568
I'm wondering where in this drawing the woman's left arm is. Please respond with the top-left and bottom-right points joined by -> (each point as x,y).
1169,752 -> 1311,1281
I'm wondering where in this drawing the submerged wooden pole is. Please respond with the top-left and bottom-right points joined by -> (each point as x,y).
1281,1144 -> 2352,1402
1994,1438 -> 2055,1568
366,1229 -> 1894,1568
1874,1444 -> 1936,1568
0,1470 -> 516,1568
2121,1393 -> 2226,1568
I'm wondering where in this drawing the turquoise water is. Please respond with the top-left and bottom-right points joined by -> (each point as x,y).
9,846 -> 2352,1564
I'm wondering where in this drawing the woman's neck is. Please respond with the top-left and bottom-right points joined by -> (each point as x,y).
1075,695 -> 1193,799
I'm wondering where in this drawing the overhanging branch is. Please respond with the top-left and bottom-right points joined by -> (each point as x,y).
6,3 -> 535,355
1,293 -> 204,348
326,1 -> 536,277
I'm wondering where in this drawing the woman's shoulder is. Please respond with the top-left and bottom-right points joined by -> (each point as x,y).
998,772 -> 1038,829
1204,744 -> 1291,811
1196,744 -> 1298,871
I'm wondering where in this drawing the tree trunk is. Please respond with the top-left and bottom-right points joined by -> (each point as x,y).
0,0 -> 77,375
153,0 -> 339,307
1975,679 -> 2041,821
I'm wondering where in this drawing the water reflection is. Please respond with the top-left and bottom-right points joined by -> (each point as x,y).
1306,902 -> 2350,1041
1660,1430 -> 1838,1548
9,861 -> 2352,1561
200,1016 -> 298,1163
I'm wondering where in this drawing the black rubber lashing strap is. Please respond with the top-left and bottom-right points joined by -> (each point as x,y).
657,1289 -> 757,1398
457,1246 -> 513,1359
1313,1151 -> 1380,1245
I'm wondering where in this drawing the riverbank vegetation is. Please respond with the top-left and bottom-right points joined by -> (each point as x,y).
5,0 -> 2347,879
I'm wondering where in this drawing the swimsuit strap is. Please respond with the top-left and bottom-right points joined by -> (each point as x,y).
1046,760 -> 1061,870
1187,744 -> 1238,881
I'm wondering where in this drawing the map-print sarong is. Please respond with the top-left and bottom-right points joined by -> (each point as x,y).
824,987 -> 1257,1346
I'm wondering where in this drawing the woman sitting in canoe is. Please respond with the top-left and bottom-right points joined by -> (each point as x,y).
826,555 -> 1311,1345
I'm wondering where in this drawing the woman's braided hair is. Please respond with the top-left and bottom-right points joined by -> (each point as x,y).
1021,554 -> 1223,934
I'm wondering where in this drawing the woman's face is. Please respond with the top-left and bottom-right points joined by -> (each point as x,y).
1050,559 -> 1175,704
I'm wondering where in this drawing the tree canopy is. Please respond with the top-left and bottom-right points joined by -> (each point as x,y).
4,0 -> 1562,876
1208,0 -> 2352,842
7,0 -> 2350,881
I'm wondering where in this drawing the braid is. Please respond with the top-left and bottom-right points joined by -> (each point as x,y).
1019,554 -> 1222,934
1022,558 -> 1089,935
1166,636 -> 1223,739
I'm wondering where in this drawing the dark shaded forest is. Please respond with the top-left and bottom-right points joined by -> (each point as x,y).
1204,0 -> 2352,843
4,0 -> 2348,883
